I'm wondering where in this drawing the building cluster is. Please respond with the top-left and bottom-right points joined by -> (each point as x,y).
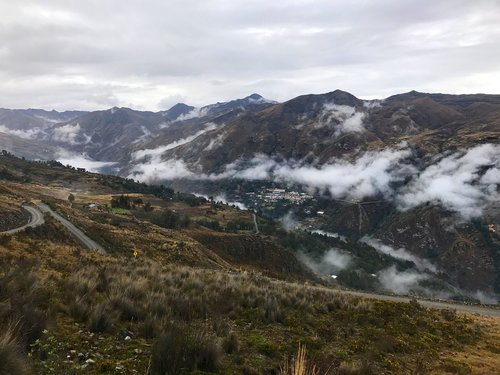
243,188 -> 313,205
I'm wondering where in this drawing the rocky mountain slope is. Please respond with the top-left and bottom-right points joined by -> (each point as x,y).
1,89 -> 499,298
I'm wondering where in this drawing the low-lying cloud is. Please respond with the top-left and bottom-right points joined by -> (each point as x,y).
320,103 -> 366,135
129,143 -> 500,219
0,124 -> 46,140
57,149 -> 117,173
397,143 -> 500,219
299,248 -> 352,275
378,266 -> 428,295
52,123 -> 90,145
361,236 -> 437,272
132,122 -> 218,161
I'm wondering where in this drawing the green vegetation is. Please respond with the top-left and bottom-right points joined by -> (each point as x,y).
151,209 -> 190,229
111,208 -> 131,215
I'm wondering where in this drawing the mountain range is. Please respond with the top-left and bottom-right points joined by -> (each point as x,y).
1,89 -> 499,298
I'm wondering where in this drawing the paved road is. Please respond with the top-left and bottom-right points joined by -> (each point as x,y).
36,203 -> 106,254
341,290 -> 500,318
0,205 -> 45,235
253,213 -> 260,234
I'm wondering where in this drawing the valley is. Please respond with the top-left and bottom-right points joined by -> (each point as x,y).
1,88 -> 499,374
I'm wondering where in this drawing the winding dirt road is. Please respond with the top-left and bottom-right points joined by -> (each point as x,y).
36,203 -> 106,254
0,205 -> 45,235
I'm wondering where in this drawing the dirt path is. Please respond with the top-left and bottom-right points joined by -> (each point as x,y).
36,202 -> 106,254
342,290 -> 500,317
0,205 -> 45,235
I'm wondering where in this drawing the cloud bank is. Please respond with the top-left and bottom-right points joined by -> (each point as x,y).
129,143 -> 500,219
56,149 -> 116,173
397,143 -> 500,219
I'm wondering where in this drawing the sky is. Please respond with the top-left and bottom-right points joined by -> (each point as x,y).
1,0 -> 499,111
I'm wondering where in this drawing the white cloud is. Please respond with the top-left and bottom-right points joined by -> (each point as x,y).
129,158 -> 195,183
52,123 -> 83,145
204,132 -> 226,151
320,103 -> 366,135
0,124 -> 45,139
378,266 -> 428,295
132,122 -> 218,161
213,193 -> 247,210
299,248 -> 352,274
1,1 -> 500,110
129,142 -> 499,220
56,149 -> 116,173
361,236 -> 437,272
397,144 -> 500,219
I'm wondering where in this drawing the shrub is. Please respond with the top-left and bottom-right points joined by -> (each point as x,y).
150,326 -> 221,375
151,209 -> 190,229
223,332 -> 240,354
88,304 -> 114,333
68,297 -> 90,322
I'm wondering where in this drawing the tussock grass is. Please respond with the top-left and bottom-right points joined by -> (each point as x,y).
56,258 -> 482,373
0,327 -> 30,375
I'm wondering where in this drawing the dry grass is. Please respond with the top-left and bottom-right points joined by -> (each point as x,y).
281,344 -> 323,375
0,327 -> 30,375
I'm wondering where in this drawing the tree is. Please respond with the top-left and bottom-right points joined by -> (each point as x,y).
68,193 -> 75,204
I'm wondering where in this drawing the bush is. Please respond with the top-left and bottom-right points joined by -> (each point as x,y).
223,332 -> 240,354
196,218 -> 222,231
151,209 -> 190,229
150,326 -> 221,375
88,304 -> 114,333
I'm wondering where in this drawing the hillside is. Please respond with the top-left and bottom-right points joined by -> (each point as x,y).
0,89 -> 499,299
1,154 -> 500,374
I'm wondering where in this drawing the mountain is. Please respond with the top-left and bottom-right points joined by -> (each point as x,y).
161,102 -> 195,121
1,153 -> 496,374
1,89 -> 499,297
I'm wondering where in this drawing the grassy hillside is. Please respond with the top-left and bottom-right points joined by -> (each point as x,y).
1,153 -> 499,374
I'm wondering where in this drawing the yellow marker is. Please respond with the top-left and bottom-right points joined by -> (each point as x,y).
133,248 -> 139,258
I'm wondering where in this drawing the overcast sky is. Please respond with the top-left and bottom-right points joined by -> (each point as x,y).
1,0 -> 499,111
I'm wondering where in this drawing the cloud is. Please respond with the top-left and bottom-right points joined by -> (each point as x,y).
319,103 -> 366,135
129,142 -> 499,219
56,149 -> 116,173
378,266 -> 428,295
397,144 -> 500,219
0,124 -> 46,139
52,123 -> 90,145
213,193 -> 247,210
132,122 -> 218,161
174,108 -> 209,121
204,132 -> 226,151
280,212 -> 299,231
1,1 -> 500,110
310,229 -> 347,242
129,159 -> 196,183
361,236 -> 437,272
271,146 -> 415,200
299,248 -> 352,275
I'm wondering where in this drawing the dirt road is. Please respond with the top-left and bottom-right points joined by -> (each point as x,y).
342,290 -> 500,317
0,205 -> 45,235
36,202 -> 106,254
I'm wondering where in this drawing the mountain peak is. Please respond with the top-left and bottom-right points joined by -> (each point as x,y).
246,93 -> 264,100
163,103 -> 195,121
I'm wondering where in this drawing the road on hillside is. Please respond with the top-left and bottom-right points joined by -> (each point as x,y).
253,213 -> 260,234
341,290 -> 500,318
0,205 -> 45,235
36,202 -> 106,254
